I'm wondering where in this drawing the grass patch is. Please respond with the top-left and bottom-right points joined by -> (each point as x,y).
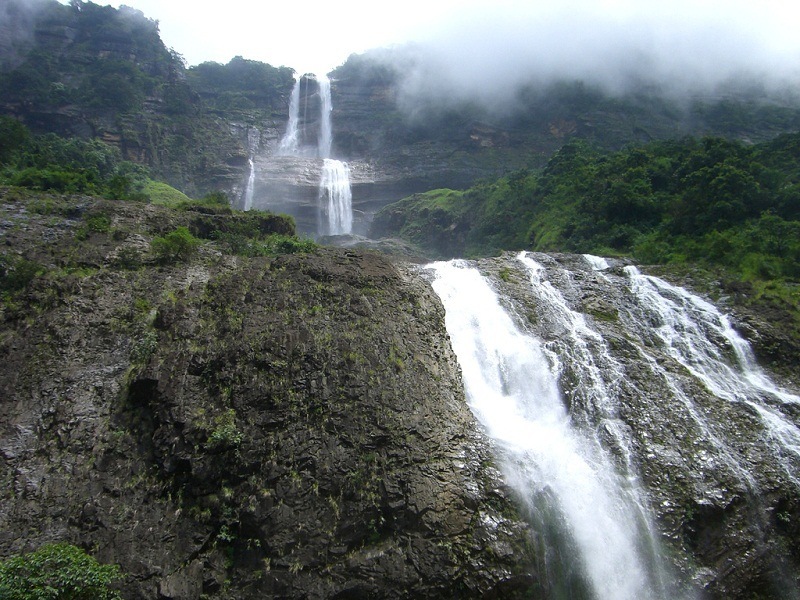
144,179 -> 192,207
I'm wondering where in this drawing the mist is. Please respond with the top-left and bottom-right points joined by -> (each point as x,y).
375,1 -> 800,117
0,0 -> 51,68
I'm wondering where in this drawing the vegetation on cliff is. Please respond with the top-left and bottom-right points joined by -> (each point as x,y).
0,543 -> 122,600
0,0 -> 294,196
0,187 -> 536,599
372,132 -> 800,372
374,133 -> 800,272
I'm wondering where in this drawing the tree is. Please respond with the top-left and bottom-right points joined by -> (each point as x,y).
0,117 -> 29,164
0,543 -> 122,600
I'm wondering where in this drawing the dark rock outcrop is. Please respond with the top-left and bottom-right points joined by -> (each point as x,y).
0,189 -> 537,599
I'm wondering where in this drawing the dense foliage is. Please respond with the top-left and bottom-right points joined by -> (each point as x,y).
0,1 -> 178,114
187,56 -> 294,113
0,543 -> 122,600
0,0 -> 294,195
0,116 -> 149,199
376,133 -> 800,281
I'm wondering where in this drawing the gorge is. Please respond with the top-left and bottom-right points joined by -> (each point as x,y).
1,186 -> 799,598
2,1 -> 800,598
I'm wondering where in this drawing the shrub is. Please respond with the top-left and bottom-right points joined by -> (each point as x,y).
144,180 -> 192,207
214,232 -> 317,257
75,213 -> 112,240
208,408 -> 243,449
112,247 -> 142,270
150,226 -> 200,263
0,256 -> 43,295
0,543 -> 122,600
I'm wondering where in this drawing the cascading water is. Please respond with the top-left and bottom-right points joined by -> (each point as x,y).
278,76 -> 302,155
241,127 -> 260,211
622,266 -> 800,481
275,72 -> 353,235
243,158 -> 255,211
315,74 -> 352,235
319,158 -> 353,236
624,266 -> 799,406
317,74 -> 333,160
426,259 -> 672,600
423,253 -> 800,597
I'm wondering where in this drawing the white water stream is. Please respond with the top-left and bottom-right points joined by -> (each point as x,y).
278,75 -> 302,155
622,266 -> 800,479
426,259 -> 670,600
317,74 -> 333,160
243,158 -> 255,211
275,72 -> 352,235
319,158 -> 353,235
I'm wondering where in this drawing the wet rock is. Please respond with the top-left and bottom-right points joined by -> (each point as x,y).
0,190 -> 536,599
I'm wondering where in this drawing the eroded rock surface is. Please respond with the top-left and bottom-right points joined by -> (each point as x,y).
0,189 -> 537,599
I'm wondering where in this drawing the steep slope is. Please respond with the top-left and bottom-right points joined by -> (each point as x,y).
0,0 -> 294,198
0,188 -> 537,599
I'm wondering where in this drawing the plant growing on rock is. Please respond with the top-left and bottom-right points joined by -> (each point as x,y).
0,543 -> 122,600
207,408 -> 243,449
0,255 -> 43,296
150,226 -> 201,263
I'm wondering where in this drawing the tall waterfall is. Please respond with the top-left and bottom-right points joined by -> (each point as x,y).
319,159 -> 353,236
315,74 -> 352,235
241,127 -> 260,211
278,75 -> 302,156
426,259 -> 671,600
317,74 -> 333,160
276,72 -> 353,235
243,158 -> 255,211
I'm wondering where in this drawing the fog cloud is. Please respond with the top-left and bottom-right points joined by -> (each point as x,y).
383,1 -> 800,116
0,0 -> 50,68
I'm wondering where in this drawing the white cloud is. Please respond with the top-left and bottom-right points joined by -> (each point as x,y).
57,0 -> 800,97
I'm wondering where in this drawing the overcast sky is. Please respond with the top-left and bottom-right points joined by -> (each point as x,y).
66,0 -> 800,80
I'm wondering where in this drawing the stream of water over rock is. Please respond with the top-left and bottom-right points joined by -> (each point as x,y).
424,253 -> 800,598
275,73 -> 352,235
243,158 -> 255,211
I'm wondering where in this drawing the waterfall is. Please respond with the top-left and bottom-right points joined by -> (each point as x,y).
583,253 -> 611,271
622,266 -> 800,481
243,158 -> 255,211
319,159 -> 353,235
314,75 -> 351,234
426,259 -> 671,600
317,74 -> 333,160
624,266 -> 799,406
278,76 -> 302,155
275,72 -> 353,235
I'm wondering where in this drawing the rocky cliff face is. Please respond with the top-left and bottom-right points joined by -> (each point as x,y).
2,189 -> 800,598
246,57 -> 800,237
460,252 -> 800,599
0,188 -> 537,599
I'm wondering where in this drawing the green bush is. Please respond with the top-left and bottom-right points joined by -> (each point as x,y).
207,408 -> 243,449
0,256 -> 43,295
150,226 -> 200,263
75,213 -> 112,240
215,232 -> 317,257
0,543 -> 122,600
143,180 -> 192,207
0,116 -> 29,164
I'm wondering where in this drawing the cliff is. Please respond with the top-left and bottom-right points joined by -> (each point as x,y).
0,188 -> 537,599
0,0 -> 294,199
4,2 -> 800,233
